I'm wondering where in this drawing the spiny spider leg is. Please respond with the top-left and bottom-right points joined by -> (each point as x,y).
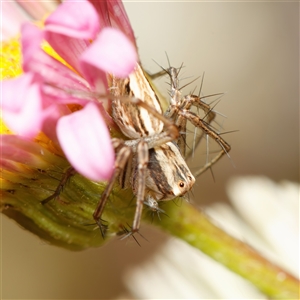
164,66 -> 230,172
92,139 -> 131,237
178,109 -> 231,178
146,69 -> 168,80
131,141 -> 148,233
189,93 -> 228,155
182,95 -> 217,160
41,167 -> 76,205
95,140 -> 149,237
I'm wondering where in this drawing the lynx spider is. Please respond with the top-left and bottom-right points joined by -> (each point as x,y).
42,63 -> 231,237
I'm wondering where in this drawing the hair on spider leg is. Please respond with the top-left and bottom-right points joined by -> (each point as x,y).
186,126 -> 212,161
201,126 -> 237,163
178,75 -> 202,92
203,97 -> 228,123
218,129 -> 239,136
158,51 -> 184,72
183,189 -> 193,204
189,146 -> 226,161
188,113 -> 228,153
209,166 -> 216,182
201,91 -> 226,102
151,57 -> 187,87
205,134 -> 210,165
195,94 -> 226,123
191,127 -> 199,159
171,196 -> 183,208
148,59 -> 178,81
116,224 -> 130,236
165,51 -> 171,68
197,71 -> 205,98
118,223 -> 149,246
83,217 -> 109,234
189,161 -> 217,183
144,197 -> 168,222
199,96 -> 230,132
192,133 -> 234,178
189,85 -> 199,97
218,142 -> 236,169
196,71 -> 225,105
189,184 -> 197,197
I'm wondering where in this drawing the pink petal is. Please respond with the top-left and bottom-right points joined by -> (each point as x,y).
16,1 -> 57,20
21,23 -> 44,67
2,73 -> 35,111
1,135 -> 40,166
107,0 -> 136,46
45,0 -> 100,40
88,0 -> 111,28
0,135 -> 53,169
21,23 -> 92,93
0,158 -> 25,174
44,32 -> 90,75
1,2 -> 31,41
89,0 -> 136,46
80,27 -> 137,81
2,74 -> 44,138
56,102 -> 114,181
44,0 -> 100,72
41,102 -> 72,143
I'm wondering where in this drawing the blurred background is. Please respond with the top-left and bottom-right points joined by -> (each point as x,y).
2,1 -> 299,299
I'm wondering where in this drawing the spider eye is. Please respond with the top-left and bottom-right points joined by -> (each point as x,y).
188,176 -> 193,181
179,181 -> 185,188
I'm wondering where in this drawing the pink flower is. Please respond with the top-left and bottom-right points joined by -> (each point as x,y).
1,2 -> 30,41
1,0 -> 138,181
1,1 -> 58,41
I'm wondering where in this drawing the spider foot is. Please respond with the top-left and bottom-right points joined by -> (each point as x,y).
117,224 -> 148,246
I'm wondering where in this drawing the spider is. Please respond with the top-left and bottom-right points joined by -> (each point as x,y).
42,63 -> 231,237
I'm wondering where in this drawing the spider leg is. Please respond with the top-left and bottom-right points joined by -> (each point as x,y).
131,141 -> 149,233
163,66 -> 187,156
184,96 -> 216,160
114,139 -> 149,239
178,109 -> 231,178
93,139 -> 132,238
146,59 -> 184,81
146,69 -> 168,80
164,66 -> 225,164
41,167 -> 76,205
